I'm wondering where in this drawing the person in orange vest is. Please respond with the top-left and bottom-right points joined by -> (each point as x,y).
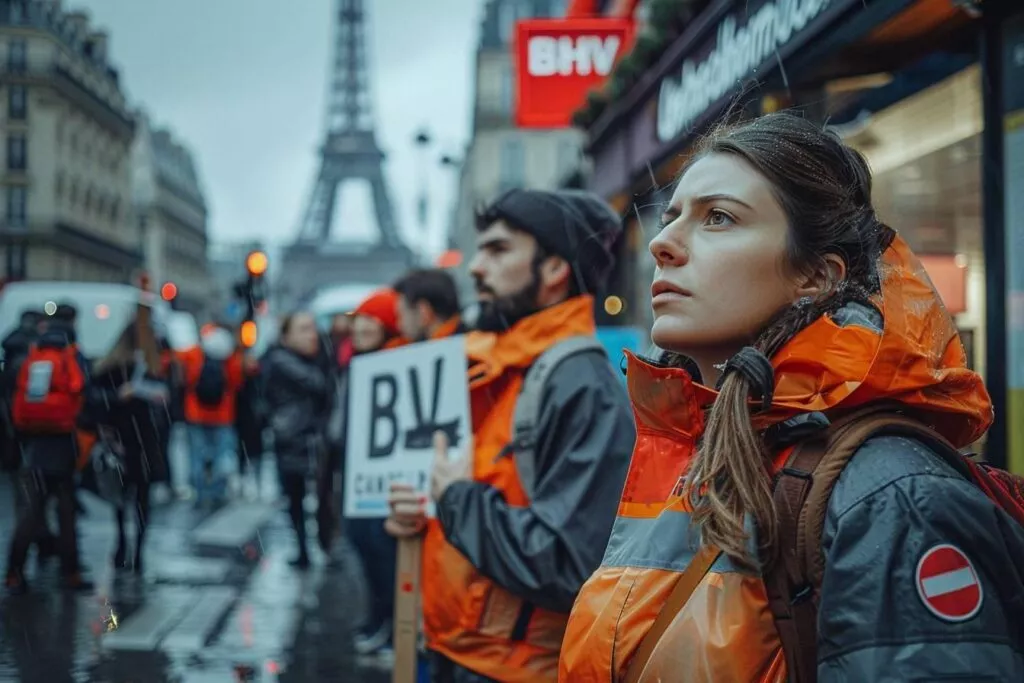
175,324 -> 246,504
386,189 -> 637,682
557,113 -> 1024,682
392,268 -> 466,343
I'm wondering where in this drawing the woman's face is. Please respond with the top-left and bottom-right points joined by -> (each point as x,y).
351,315 -> 386,353
648,153 -> 806,361
284,313 -> 320,358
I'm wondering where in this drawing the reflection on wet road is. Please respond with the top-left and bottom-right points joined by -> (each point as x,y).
0,479 -> 391,682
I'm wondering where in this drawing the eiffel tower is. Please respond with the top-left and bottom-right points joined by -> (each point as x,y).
279,0 -> 416,308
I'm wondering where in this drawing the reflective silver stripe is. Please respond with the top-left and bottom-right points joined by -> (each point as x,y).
601,509 -> 759,575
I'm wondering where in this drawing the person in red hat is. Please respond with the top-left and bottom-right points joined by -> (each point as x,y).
347,286 -> 403,662
351,288 -> 404,353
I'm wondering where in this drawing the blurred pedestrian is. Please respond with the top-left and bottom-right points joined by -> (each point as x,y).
263,311 -> 331,569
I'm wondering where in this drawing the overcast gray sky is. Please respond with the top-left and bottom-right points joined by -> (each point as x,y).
74,0 -> 481,258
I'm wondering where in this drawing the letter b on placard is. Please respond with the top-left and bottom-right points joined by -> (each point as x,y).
368,373 -> 398,459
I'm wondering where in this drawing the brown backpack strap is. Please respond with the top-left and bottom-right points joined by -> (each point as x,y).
623,543 -> 721,683
765,406 -> 959,683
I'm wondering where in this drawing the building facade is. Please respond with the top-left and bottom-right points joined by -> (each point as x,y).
0,0 -> 139,284
132,111 -> 210,316
577,0 -> 1023,471
449,0 -> 581,306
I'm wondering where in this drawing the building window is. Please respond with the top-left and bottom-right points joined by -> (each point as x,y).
557,139 -> 578,174
55,172 -> 64,200
7,186 -> 27,228
499,137 -> 525,191
500,63 -> 514,114
8,85 -> 27,120
8,39 -> 27,73
499,1 -> 528,44
7,135 -> 27,171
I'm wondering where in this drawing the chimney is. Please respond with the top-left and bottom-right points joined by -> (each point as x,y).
87,31 -> 108,61
65,10 -> 89,38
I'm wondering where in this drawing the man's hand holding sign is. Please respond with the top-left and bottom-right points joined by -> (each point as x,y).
385,431 -> 470,539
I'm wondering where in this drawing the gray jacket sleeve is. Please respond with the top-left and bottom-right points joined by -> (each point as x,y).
436,351 -> 636,613
818,435 -> 1024,681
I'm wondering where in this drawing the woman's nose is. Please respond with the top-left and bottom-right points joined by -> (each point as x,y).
649,224 -> 689,268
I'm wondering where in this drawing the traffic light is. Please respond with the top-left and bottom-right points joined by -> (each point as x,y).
240,250 -> 268,323
160,282 -> 178,302
246,251 -> 268,277
240,319 -> 258,348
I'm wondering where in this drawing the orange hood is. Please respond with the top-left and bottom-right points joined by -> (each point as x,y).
629,235 -> 991,449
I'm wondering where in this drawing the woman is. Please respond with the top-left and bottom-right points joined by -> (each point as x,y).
559,113 -> 1024,682
263,311 -> 331,569
84,318 -> 168,574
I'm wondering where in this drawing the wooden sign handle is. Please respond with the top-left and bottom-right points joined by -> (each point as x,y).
392,535 -> 424,683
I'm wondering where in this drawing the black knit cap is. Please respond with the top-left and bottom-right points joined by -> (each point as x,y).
478,188 -> 622,293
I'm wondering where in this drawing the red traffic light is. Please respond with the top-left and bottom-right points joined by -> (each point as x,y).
160,282 -> 178,301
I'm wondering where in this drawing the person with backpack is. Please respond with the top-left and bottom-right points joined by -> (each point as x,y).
175,324 -> 247,504
3,314 -> 92,594
1,309 -> 61,562
557,113 -> 1024,683
385,189 -> 637,682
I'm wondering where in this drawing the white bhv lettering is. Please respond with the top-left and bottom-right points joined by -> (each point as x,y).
656,0 -> 832,143
527,35 -> 622,77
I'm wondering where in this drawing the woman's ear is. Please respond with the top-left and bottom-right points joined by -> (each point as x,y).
794,253 -> 847,300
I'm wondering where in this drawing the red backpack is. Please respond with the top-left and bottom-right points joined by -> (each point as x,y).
11,343 -> 85,434
766,406 -> 1024,682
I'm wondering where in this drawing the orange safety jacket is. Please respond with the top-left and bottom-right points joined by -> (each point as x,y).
559,237 -> 995,682
174,346 -> 245,426
422,296 -> 601,682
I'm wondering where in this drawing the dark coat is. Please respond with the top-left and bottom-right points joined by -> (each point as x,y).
81,362 -> 168,483
263,346 -> 329,476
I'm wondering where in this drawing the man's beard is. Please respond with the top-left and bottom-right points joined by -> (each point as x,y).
474,275 -> 540,333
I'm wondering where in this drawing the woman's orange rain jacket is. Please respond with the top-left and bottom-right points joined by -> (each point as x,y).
559,236 -> 1002,682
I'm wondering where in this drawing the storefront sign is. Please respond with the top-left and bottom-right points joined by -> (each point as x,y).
516,18 -> 634,128
657,0 -> 833,143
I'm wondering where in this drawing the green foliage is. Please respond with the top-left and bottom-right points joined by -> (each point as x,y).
571,0 -> 714,131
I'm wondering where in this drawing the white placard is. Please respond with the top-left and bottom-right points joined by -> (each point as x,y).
343,335 -> 471,519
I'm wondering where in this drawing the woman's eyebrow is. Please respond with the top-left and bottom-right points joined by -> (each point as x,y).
691,193 -> 754,211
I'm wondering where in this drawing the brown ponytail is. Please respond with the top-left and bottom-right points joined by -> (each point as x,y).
689,301 -> 836,567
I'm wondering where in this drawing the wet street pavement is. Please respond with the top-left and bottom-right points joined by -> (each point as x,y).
0,475 -> 393,683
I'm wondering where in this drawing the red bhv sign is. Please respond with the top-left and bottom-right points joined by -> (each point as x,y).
514,18 -> 635,129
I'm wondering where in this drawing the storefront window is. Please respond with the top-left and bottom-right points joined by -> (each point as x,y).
843,65 -> 985,379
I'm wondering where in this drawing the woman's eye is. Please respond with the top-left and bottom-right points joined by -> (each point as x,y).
704,209 -> 734,227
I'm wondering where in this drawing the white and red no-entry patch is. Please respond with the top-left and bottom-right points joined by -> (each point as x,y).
915,544 -> 983,622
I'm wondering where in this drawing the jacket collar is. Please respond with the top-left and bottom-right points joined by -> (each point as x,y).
430,315 -> 463,340
467,295 -> 596,387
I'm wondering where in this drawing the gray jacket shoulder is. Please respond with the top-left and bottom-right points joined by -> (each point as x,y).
540,348 -> 630,410
818,435 -> 1024,681
826,435 -> 971,517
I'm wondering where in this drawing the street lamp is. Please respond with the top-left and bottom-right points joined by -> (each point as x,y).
414,128 -> 432,234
